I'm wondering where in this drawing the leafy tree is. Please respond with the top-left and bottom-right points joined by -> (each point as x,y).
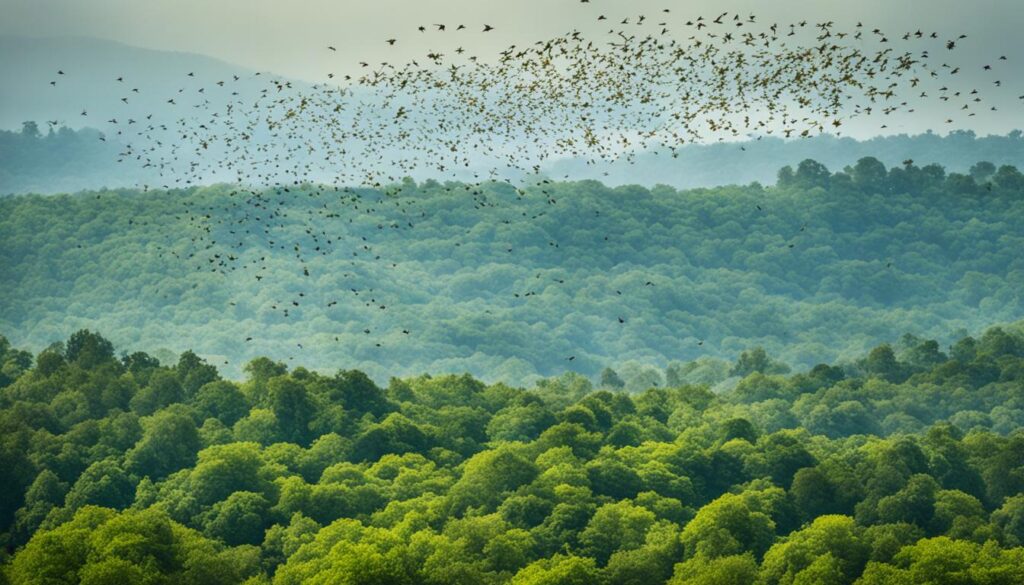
969,161 -> 996,183
330,370 -> 392,417
193,380 -> 250,426
6,506 -> 259,585
669,553 -> 759,585
188,442 -> 277,506
992,494 -> 1024,547
792,159 -> 831,189
851,157 -> 889,193
875,474 -> 940,529
351,413 -> 431,462
598,367 -> 625,390
680,492 -> 776,560
64,458 -> 135,512
271,519 -> 416,585
509,554 -> 599,585
857,537 -> 1024,584
65,330 -> 116,370
448,448 -> 537,515
125,406 -> 201,478
731,348 -> 790,378
268,377 -> 316,445
759,515 -> 869,584
12,470 -> 68,543
578,500 -> 657,565
863,345 -> 905,382
200,491 -> 271,546
130,370 -> 184,416
720,418 -> 759,444
176,351 -> 220,397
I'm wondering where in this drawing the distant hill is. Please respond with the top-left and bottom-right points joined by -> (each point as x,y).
0,124 -> 147,194
544,131 -> 1024,189
5,122 -> 1024,195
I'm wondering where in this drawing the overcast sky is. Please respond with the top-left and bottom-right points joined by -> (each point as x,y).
1,0 -> 1019,80
1,0 -> 1021,137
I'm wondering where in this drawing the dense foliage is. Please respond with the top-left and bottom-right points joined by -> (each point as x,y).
2,324 -> 1024,583
2,157 -> 1023,384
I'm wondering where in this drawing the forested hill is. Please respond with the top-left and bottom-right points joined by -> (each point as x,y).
2,157 -> 1024,384
3,122 -> 1024,194
549,130 -> 1024,189
0,123 -> 149,195
2,324 -> 1024,583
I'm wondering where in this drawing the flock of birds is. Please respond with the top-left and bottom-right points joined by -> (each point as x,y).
46,4 -> 1021,364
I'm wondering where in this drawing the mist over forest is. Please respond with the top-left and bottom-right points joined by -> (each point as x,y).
4,121 -> 1024,194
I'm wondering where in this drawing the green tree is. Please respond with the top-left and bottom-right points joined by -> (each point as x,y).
579,500 -> 657,565
192,380 -> 250,426
680,492 -> 776,560
448,448 -> 538,515
200,491 -> 270,546
64,458 -> 135,512
125,406 -> 201,478
992,494 -> 1024,547
599,367 -> 625,389
65,330 -> 116,369
130,370 -> 184,416
268,376 -> 316,445
509,554 -> 600,585
669,553 -> 759,585
759,515 -> 868,585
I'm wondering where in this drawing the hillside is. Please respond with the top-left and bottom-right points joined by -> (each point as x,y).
1,158 -> 1022,384
548,131 -> 1024,190
1,323 -> 1024,583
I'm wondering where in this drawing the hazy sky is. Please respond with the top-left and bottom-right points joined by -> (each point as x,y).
2,0 -> 1021,82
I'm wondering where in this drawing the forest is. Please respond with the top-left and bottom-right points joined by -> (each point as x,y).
0,123 -> 147,195
1,322 -> 1024,584
551,130 -> 1024,189
2,156 -> 1023,385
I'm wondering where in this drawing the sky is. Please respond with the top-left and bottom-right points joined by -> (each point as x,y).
1,0 -> 1021,82
1,0 -> 1022,137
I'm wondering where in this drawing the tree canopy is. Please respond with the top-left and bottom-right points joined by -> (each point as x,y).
2,323 -> 1024,583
